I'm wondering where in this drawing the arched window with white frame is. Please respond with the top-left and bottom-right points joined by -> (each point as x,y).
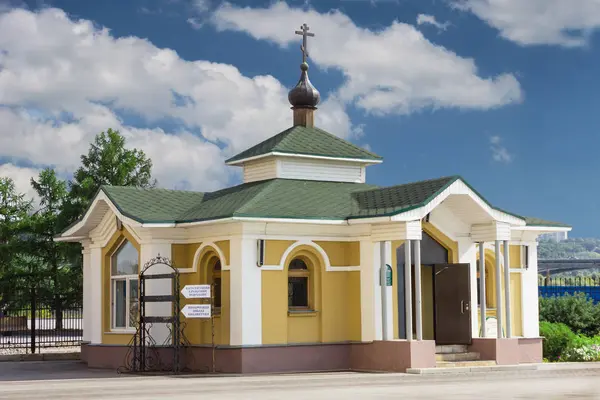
111,239 -> 139,330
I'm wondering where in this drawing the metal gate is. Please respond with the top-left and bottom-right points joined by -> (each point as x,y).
0,273 -> 83,353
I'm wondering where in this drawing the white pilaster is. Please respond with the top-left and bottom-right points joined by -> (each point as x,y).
82,243 -> 91,343
229,237 -> 262,346
405,239 -> 413,341
521,242 -> 540,337
140,242 -> 172,346
413,240 -> 423,341
89,246 -> 103,344
457,238 -> 478,339
360,241 -> 379,341
494,240 -> 503,338
379,241 -> 393,340
503,240 -> 512,338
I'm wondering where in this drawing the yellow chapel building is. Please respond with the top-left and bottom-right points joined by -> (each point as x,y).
56,24 -> 571,374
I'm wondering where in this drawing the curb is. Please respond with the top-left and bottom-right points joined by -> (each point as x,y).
406,361 -> 600,375
0,352 -> 81,362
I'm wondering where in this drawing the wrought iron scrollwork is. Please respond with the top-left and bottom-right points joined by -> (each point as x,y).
118,254 -> 191,375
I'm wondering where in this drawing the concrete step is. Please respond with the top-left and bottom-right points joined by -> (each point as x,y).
435,352 -> 481,362
407,363 -> 537,375
436,360 -> 496,368
435,345 -> 468,354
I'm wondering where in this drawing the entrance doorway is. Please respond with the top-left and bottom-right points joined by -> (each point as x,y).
433,263 -> 472,345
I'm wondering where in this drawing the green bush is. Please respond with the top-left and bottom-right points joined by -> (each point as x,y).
540,321 -> 576,361
561,335 -> 600,362
539,293 -> 600,336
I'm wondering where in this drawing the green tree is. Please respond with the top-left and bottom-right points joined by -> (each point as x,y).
30,168 -> 73,328
0,177 -> 33,313
63,128 -> 156,227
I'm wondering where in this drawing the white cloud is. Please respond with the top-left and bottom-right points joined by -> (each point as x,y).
416,14 -> 450,31
212,2 -> 522,115
453,0 -> 600,47
0,7 -> 353,194
0,162 -> 41,203
490,135 -> 512,163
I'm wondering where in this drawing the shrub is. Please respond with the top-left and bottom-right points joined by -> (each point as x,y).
540,321 -> 576,361
561,336 -> 600,362
539,293 -> 600,336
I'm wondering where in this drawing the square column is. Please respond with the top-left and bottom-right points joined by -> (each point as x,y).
360,241 -> 379,341
404,239 -> 412,341
503,240 -> 512,338
379,241 -> 393,340
521,241 -> 539,337
82,242 -> 91,343
88,244 -> 103,344
229,237 -> 262,346
413,240 -> 422,341
479,242 -> 487,337
494,240 -> 503,338
140,242 -> 173,346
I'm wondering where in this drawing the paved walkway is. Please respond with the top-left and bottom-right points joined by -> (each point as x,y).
0,361 -> 599,399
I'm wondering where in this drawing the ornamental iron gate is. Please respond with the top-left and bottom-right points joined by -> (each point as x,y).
118,255 -> 191,374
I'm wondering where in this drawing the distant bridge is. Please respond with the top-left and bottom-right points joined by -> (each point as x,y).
538,259 -> 600,275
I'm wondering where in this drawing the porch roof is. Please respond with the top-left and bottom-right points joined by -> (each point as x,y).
56,175 -> 570,238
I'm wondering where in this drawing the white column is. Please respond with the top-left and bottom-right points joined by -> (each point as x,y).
413,240 -> 422,341
140,242 -> 173,346
503,240 -> 512,338
479,242 -> 487,337
229,237 -> 262,346
521,241 -> 539,337
360,241 -> 378,341
89,246 -> 103,344
494,240 -> 503,339
82,243 -> 91,343
458,238 -> 478,339
404,239 -> 413,341
379,241 -> 393,340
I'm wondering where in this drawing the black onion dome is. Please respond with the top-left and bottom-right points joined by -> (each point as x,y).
288,62 -> 320,108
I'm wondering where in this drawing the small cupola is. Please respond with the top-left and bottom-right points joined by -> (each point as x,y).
288,24 -> 320,128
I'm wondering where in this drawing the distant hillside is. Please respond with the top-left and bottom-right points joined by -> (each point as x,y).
538,238 -> 600,260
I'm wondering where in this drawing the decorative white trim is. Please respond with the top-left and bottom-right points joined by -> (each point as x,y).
257,240 -> 361,272
182,242 -> 230,274
226,151 -> 382,166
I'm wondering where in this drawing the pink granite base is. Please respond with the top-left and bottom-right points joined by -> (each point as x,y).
351,340 -> 436,372
468,337 -> 543,365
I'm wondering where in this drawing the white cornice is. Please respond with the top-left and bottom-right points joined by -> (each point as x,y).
226,151 -> 382,166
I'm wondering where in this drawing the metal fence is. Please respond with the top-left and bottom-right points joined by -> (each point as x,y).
539,276 -> 600,303
0,274 -> 82,353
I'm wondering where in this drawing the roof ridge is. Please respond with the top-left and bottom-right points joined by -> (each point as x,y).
234,179 -> 279,215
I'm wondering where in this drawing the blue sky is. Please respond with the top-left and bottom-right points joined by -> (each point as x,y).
0,0 -> 598,236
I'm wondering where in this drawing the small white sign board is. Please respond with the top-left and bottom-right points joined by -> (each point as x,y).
181,284 -> 211,299
485,316 -> 498,338
181,304 -> 211,318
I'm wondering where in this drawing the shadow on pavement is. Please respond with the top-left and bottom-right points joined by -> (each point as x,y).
0,361 -> 122,381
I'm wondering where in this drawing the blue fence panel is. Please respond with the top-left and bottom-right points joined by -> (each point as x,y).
539,286 -> 600,303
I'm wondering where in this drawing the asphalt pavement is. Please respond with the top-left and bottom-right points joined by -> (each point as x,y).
0,361 -> 598,399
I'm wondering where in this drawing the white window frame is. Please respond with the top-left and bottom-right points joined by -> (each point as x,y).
110,239 -> 139,333
111,275 -> 138,332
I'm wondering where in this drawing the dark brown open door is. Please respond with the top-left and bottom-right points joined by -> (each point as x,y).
434,263 -> 472,345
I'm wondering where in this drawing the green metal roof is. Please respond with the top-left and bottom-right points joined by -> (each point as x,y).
62,176 -> 571,234
225,125 -> 383,164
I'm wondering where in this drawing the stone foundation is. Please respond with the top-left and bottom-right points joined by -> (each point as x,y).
468,337 -> 543,365
82,338 -> 541,374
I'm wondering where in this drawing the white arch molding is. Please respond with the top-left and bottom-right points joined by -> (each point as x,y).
260,240 -> 360,272
178,241 -> 230,274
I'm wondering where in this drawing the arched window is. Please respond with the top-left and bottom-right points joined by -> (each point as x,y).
288,258 -> 310,310
111,240 -> 139,330
212,259 -> 222,313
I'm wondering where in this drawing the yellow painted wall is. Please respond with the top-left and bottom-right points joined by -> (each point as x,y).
261,240 -> 361,344
101,228 -> 140,345
510,272 -> 523,337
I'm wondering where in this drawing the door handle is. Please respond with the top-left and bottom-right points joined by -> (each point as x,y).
461,300 -> 470,314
